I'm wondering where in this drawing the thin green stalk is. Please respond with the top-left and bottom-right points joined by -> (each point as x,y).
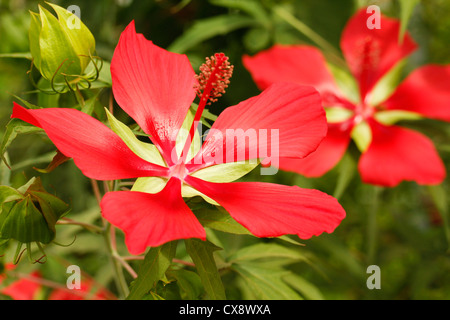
273,6 -> 347,69
367,186 -> 383,265
103,222 -> 130,298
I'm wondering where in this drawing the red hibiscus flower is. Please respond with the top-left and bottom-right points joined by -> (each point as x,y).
11,21 -> 345,255
243,9 -> 450,187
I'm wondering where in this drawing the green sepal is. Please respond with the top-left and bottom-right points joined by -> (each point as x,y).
106,109 -> 166,167
190,160 -> 258,183
0,177 -> 69,244
351,120 -> 372,153
325,107 -> 354,123
0,118 -> 43,168
29,3 -> 96,84
36,5 -> 82,82
367,59 -> 406,107
29,11 -> 43,71
0,196 -> 54,244
374,110 -> 423,125
47,3 -> 95,72
192,205 -> 251,235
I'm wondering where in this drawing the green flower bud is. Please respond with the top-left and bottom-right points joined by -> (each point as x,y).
0,177 -> 69,245
29,3 -> 96,84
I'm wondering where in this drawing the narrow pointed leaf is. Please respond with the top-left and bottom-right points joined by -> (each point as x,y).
1,119 -> 43,168
232,262 -> 302,300
126,241 -> 178,300
185,239 -> 226,300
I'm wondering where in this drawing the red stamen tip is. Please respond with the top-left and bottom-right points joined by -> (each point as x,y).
195,53 -> 233,105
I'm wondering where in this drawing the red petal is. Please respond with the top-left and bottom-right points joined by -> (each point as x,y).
278,121 -> 353,177
185,176 -> 345,239
189,82 -> 326,169
0,272 -> 41,300
101,177 -> 206,255
242,45 -> 345,105
111,21 -> 197,165
359,120 -> 446,187
384,65 -> 450,121
12,103 -> 168,180
341,9 -> 417,99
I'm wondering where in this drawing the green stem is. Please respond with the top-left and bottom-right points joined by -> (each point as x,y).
367,186 -> 382,265
103,222 -> 129,298
273,6 -> 347,69
57,218 -> 104,234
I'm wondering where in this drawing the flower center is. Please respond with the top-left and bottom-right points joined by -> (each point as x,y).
169,160 -> 189,181
354,102 -> 375,124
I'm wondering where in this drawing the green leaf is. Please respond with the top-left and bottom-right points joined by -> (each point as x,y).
210,0 -> 270,26
0,186 -> 24,205
167,269 -> 203,300
427,185 -> 450,249
228,242 -> 307,264
398,0 -> 420,43
282,273 -> 325,300
185,239 -> 226,300
126,241 -> 178,300
1,118 -> 43,168
333,152 -> 356,200
232,262 -> 302,300
243,27 -> 272,52
12,95 -> 40,110
168,14 -> 257,53
193,206 -> 251,235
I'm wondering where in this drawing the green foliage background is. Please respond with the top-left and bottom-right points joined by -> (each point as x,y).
0,0 -> 449,300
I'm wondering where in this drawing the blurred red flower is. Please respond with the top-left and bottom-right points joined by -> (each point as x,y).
243,9 -> 450,187
0,264 -> 110,300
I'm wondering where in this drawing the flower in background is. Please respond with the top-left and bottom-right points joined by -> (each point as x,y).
12,21 -> 345,255
0,264 -> 40,300
0,264 -> 112,300
243,8 -> 450,187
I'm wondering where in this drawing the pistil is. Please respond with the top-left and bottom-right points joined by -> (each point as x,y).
179,53 -> 233,163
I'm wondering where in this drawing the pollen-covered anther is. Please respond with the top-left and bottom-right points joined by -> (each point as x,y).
195,53 -> 234,105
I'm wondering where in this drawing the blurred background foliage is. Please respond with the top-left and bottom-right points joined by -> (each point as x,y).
0,0 -> 449,300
